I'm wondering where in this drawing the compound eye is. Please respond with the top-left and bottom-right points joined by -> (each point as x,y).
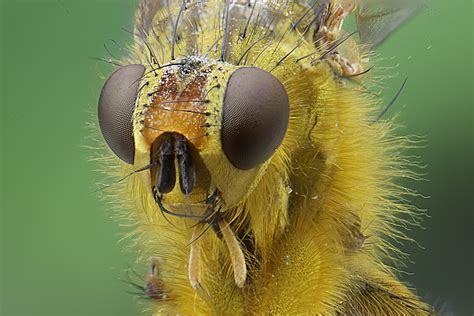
221,67 -> 289,170
98,64 -> 145,164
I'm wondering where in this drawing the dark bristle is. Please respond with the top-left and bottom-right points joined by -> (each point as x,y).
240,1 -> 255,40
220,0 -> 231,61
93,165 -> 151,193
90,56 -> 123,67
155,193 -> 202,219
236,34 -> 270,65
373,77 -> 409,123
270,40 -> 303,72
343,67 -> 373,78
143,104 -> 210,116
290,0 -> 318,32
295,30 -> 358,63
171,0 -> 187,60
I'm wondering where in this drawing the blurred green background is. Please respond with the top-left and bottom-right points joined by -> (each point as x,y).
1,0 -> 472,315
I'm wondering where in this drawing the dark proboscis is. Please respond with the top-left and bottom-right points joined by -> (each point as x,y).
152,132 -> 196,195
156,133 -> 176,194
174,135 -> 196,195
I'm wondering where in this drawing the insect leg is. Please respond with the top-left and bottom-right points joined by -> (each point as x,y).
144,257 -> 167,300
188,225 -> 203,289
218,218 -> 247,288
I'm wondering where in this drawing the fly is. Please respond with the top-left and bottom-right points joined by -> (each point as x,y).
96,0 -> 432,314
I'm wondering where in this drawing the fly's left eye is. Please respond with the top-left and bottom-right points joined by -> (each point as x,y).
98,64 -> 145,164
221,67 -> 290,170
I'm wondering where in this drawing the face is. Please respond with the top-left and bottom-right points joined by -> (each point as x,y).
98,57 -> 289,219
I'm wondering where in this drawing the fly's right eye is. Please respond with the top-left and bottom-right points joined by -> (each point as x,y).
221,67 -> 290,170
98,64 -> 145,164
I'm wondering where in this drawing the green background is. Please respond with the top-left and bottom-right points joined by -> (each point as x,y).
1,0 -> 472,315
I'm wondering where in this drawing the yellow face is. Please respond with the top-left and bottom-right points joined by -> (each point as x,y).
99,57 -> 292,220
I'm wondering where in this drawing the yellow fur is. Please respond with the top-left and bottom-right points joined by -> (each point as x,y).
96,0 -> 432,314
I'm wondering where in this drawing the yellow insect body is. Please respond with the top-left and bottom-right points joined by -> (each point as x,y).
97,0 -> 432,314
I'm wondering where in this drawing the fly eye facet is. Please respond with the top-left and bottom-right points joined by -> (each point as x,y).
221,67 -> 289,170
98,64 -> 145,164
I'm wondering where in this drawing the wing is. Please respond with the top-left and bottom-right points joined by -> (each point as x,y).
355,0 -> 423,47
297,0 -> 423,48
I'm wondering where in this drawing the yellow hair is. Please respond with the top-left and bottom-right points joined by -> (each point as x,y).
96,0 -> 433,314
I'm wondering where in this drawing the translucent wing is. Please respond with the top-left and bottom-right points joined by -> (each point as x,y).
355,0 -> 423,47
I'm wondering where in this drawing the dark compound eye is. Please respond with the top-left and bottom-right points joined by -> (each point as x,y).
221,67 -> 289,170
98,64 -> 145,164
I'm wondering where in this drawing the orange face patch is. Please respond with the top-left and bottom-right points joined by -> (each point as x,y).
141,71 -> 210,150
